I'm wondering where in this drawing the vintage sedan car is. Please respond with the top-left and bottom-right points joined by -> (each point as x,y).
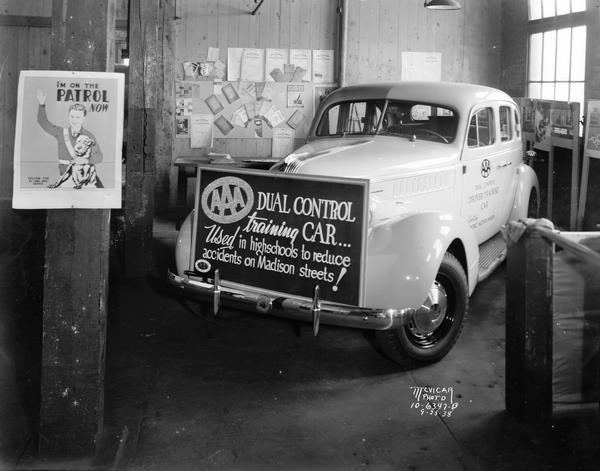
170,81 -> 538,366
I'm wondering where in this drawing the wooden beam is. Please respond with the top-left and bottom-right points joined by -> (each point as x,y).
0,14 -> 126,29
39,0 -> 115,457
505,221 -> 554,419
0,14 -> 51,27
155,0 -> 176,215
124,0 -> 159,276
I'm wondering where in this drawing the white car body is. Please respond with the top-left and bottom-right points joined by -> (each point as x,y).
270,81 -> 537,310
172,81 -> 538,365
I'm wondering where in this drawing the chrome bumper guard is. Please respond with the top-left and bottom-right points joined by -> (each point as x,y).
168,271 -> 415,334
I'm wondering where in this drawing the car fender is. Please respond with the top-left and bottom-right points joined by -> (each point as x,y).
175,210 -> 194,275
363,211 -> 479,310
509,164 -> 539,221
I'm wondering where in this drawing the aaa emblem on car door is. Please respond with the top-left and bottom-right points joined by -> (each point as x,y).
481,159 -> 491,178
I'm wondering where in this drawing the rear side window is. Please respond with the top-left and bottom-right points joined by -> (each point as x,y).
500,106 -> 513,141
468,108 -> 495,147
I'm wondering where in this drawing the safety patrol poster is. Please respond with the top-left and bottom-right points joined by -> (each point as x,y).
12,70 -> 125,209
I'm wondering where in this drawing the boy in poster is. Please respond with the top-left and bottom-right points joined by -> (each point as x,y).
12,70 -> 124,209
36,89 -> 104,186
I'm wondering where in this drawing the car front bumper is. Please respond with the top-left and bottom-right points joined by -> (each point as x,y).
168,271 -> 415,334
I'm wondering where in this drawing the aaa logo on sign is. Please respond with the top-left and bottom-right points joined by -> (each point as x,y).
201,176 -> 254,224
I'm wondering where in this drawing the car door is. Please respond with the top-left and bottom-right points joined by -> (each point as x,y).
460,103 -> 518,244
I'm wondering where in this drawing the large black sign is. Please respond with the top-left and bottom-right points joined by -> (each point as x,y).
192,167 -> 369,305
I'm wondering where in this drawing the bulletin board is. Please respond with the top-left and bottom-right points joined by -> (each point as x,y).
175,80 -> 315,144
174,46 -> 336,162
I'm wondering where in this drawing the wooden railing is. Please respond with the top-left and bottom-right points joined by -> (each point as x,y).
505,219 -> 600,418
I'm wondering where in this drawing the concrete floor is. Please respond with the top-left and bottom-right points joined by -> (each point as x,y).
3,223 -> 600,470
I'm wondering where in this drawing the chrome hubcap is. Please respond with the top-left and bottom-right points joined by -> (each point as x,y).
411,281 -> 448,335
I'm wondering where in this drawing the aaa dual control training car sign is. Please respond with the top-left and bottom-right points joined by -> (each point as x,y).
192,167 -> 369,305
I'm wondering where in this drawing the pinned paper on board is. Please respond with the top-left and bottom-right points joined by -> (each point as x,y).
263,106 -> 285,128
227,47 -> 243,81
214,115 -> 234,135
176,97 -> 193,117
205,94 -> 224,115
312,49 -> 334,83
287,84 -> 304,108
272,127 -> 295,158
207,46 -> 220,62
190,114 -> 213,148
245,101 -> 256,120
287,109 -> 305,129
241,48 -> 265,82
231,106 -> 250,128
260,81 -> 276,101
222,82 -> 240,104
265,48 -> 289,82
289,49 -> 312,82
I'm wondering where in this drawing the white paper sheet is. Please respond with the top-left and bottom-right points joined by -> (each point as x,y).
312,49 -> 334,83
190,114 -> 213,148
289,49 -> 312,82
207,46 -> 220,62
263,105 -> 285,128
227,47 -> 244,81
272,127 -> 295,158
265,48 -> 289,82
401,52 -> 442,81
241,48 -> 265,82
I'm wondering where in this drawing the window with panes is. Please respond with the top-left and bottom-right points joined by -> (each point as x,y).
527,0 -> 586,120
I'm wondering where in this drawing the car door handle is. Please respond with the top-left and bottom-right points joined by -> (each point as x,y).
497,161 -> 512,168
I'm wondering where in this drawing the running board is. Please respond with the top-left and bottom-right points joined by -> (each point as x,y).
478,232 -> 506,282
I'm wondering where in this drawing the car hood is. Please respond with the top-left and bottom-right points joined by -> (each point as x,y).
273,136 -> 460,180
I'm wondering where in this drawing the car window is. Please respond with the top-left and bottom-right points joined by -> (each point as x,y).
514,108 -> 521,139
468,107 -> 496,147
500,106 -> 513,141
379,100 -> 458,143
316,100 -> 385,136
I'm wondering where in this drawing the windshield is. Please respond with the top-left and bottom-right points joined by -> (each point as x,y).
315,99 -> 458,143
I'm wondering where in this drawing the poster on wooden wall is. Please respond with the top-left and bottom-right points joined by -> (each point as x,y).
12,70 -> 125,209
585,101 -> 600,158
401,52 -> 441,81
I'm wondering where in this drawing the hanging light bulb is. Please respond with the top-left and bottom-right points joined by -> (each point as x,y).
424,0 -> 462,10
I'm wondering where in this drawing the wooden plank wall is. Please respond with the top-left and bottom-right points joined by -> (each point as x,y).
500,0 -> 528,97
0,6 -> 51,199
173,0 -> 338,159
173,0 -> 503,162
344,0 -> 501,86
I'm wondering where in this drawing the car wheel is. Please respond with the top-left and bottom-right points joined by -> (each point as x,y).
374,252 -> 468,366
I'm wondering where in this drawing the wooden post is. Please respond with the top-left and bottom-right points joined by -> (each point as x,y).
155,0 -> 176,216
39,0 -> 115,457
124,0 -> 159,276
505,220 -> 554,419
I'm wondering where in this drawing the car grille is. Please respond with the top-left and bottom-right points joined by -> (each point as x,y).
283,157 -> 304,173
